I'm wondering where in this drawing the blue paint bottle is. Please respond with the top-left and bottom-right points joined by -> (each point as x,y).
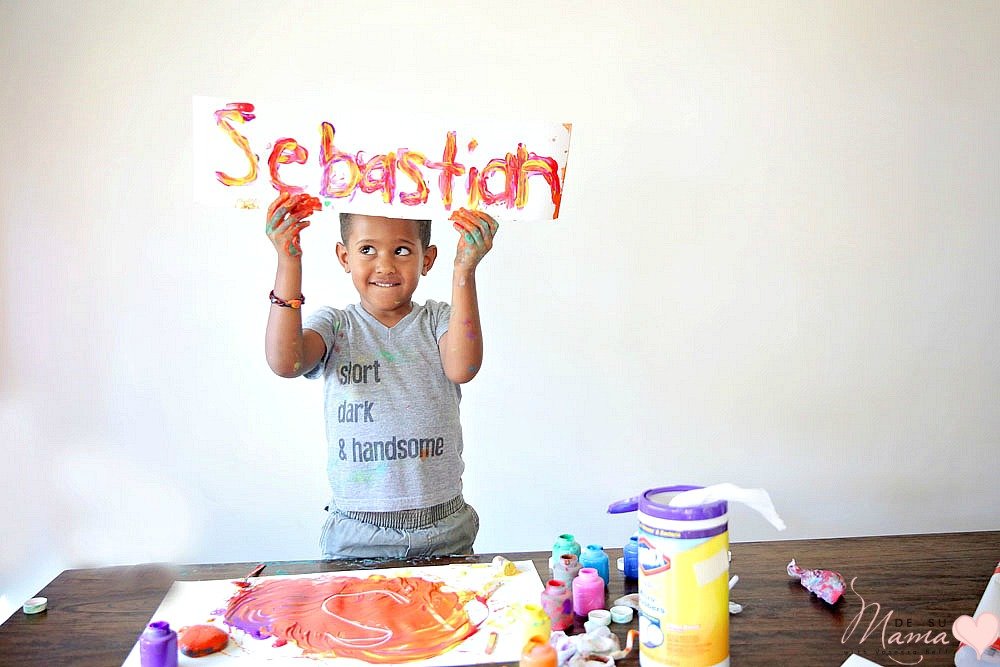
580,544 -> 610,587
623,535 -> 639,580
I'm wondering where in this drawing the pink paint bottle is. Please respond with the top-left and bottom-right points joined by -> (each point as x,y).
139,621 -> 178,667
572,567 -> 605,618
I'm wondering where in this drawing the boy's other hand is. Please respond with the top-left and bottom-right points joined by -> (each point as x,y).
450,208 -> 499,272
266,192 -> 322,258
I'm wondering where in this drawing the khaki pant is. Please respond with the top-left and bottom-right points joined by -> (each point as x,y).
320,500 -> 479,559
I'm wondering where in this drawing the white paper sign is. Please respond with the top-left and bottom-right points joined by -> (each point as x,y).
193,97 -> 572,221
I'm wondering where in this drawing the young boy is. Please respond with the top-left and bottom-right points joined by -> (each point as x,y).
264,191 -> 498,558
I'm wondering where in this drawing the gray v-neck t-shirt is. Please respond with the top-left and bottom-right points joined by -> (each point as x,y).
304,300 -> 464,511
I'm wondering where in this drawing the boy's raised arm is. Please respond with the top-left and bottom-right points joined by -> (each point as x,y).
439,209 -> 499,384
264,192 -> 326,378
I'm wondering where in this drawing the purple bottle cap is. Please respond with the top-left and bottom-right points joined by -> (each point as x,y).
147,621 -> 172,635
607,496 -> 640,514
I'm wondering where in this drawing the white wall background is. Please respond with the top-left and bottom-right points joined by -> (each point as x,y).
2,0 -> 998,623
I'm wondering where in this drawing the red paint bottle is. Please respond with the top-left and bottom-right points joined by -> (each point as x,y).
540,579 -> 573,631
552,553 -> 581,592
139,621 -> 178,667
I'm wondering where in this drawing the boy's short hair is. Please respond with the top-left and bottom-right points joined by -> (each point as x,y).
339,212 -> 432,250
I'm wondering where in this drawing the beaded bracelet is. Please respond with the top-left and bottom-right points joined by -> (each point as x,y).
269,290 -> 304,309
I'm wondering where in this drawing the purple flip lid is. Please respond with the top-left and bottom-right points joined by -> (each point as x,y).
608,485 -> 728,520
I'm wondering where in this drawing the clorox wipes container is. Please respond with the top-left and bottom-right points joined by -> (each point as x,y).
609,484 -> 786,667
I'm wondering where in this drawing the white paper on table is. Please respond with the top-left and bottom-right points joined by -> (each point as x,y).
121,560 -> 544,667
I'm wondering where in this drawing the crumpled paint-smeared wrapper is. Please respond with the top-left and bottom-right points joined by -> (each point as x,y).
492,555 -> 519,576
612,593 -> 639,610
550,626 -> 637,666
788,558 -> 846,604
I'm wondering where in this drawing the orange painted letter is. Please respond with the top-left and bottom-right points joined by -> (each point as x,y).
359,153 -> 397,204
515,144 -> 562,217
319,122 -> 361,198
397,150 -> 429,206
214,103 -> 259,186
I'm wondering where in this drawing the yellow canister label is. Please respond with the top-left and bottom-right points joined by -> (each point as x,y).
638,528 -> 729,667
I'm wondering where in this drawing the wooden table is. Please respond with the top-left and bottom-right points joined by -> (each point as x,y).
1,532 -> 996,666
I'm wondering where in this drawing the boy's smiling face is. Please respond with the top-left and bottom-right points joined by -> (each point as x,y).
336,215 -> 437,327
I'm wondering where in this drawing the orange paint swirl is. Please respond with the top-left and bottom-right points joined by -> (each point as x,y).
224,575 -> 475,663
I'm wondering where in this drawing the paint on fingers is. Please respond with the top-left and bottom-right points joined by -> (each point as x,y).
288,193 -> 322,219
266,205 -> 291,235
267,191 -> 292,220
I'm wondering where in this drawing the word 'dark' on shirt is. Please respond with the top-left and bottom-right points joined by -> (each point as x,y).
193,97 -> 572,222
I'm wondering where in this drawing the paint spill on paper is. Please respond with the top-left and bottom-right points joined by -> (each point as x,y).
121,561 -> 543,666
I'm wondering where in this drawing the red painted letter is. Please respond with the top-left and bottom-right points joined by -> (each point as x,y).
424,131 -> 466,210
268,138 -> 308,194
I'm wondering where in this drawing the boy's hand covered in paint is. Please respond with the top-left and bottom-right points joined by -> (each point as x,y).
450,209 -> 499,272
266,192 -> 322,258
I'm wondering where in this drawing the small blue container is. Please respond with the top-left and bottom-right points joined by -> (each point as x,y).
623,535 -> 639,580
580,544 -> 610,587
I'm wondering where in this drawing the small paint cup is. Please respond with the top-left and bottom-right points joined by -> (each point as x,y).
22,597 -> 47,614
610,605 -> 634,623
587,609 -> 611,626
